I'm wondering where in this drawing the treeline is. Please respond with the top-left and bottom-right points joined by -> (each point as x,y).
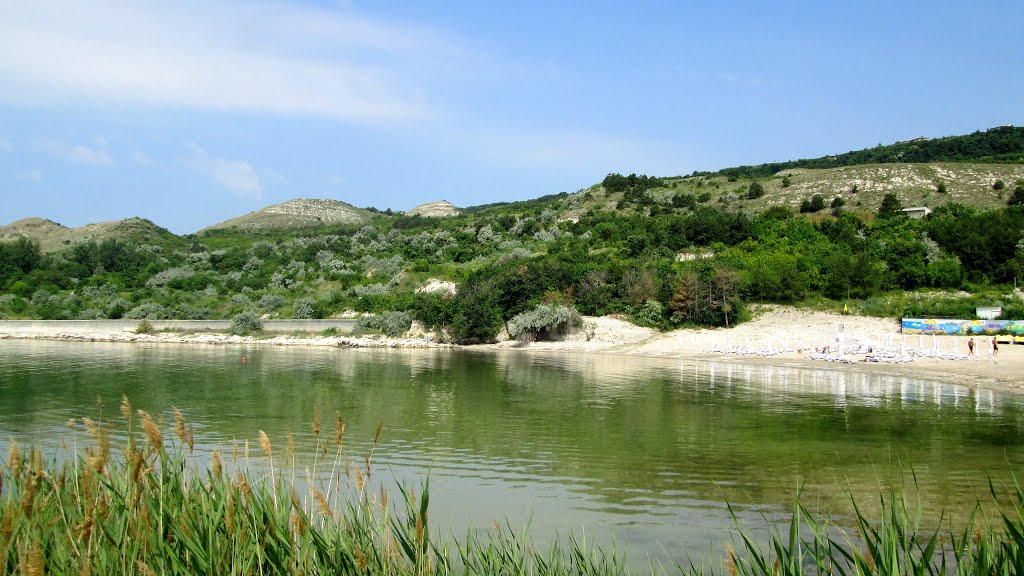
700,126 -> 1024,180
2,195 -> 1023,339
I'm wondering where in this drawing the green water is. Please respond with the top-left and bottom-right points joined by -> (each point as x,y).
2,340 -> 1023,565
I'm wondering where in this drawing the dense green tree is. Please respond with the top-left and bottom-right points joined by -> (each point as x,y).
451,281 -> 504,342
877,193 -> 904,218
799,194 -> 826,213
746,182 -> 765,199
1008,180 -> 1024,206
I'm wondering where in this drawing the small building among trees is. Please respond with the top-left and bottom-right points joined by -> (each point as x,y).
900,206 -> 933,219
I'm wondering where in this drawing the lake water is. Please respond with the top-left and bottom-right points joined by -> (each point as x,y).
1,339 -> 1022,566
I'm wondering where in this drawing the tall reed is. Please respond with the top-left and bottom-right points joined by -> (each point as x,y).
2,405 -> 1023,575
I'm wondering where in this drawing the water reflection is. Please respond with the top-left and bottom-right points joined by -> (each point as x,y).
1,340 -> 1022,566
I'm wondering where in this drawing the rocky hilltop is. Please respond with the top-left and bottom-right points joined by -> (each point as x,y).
0,217 -> 175,253
201,198 -> 370,232
407,200 -> 460,217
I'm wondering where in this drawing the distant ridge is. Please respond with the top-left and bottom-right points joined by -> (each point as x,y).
702,125 -> 1024,179
407,200 -> 460,217
0,217 -> 176,253
201,198 -> 371,232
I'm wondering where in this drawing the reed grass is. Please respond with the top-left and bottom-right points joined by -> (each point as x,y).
2,403 -> 1023,575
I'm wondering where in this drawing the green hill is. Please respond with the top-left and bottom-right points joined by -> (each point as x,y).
2,126 -> 1023,336
201,198 -> 371,232
695,126 -> 1024,180
0,217 -> 182,254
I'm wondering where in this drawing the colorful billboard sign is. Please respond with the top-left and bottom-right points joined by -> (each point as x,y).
901,318 -> 1024,335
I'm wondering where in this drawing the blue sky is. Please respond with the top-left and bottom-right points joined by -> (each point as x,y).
1,0 -> 1022,234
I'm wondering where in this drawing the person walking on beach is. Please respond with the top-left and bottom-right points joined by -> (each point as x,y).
992,337 -> 999,356
967,337 -> 975,356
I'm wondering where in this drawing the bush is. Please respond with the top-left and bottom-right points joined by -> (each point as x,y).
353,310 -> 413,337
125,302 -> 170,320
627,299 -> 665,328
292,298 -> 321,319
1008,182 -> 1024,206
799,194 -> 826,213
77,308 -> 105,320
230,311 -> 262,335
746,182 -> 765,200
994,179 -> 1006,190
134,319 -> 155,334
259,294 -> 284,312
506,304 -> 582,341
174,305 -> 212,320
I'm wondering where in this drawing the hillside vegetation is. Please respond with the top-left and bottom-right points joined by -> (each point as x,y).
2,127 -> 1023,338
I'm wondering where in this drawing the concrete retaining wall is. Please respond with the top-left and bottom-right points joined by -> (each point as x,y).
0,319 -> 355,335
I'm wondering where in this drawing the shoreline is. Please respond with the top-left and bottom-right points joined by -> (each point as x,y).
2,306 -> 1022,396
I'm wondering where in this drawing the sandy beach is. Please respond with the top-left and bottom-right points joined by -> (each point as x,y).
488,306 -> 1024,395
2,305 -> 1021,395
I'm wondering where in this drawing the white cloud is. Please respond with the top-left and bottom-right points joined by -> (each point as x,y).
16,169 -> 43,182
0,1 -> 450,122
35,139 -> 112,165
130,151 -> 155,166
187,144 -> 263,200
447,127 -> 684,175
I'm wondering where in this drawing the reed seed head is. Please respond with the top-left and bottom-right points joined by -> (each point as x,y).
335,412 -> 345,449
312,487 -> 332,519
355,549 -> 367,572
7,438 -> 21,473
211,450 -> 223,478
312,407 -> 320,436
172,407 -> 194,451
373,418 -> 384,447
135,560 -> 156,576
259,430 -> 272,459
225,492 -> 235,533
119,395 -> 131,420
136,410 -> 162,451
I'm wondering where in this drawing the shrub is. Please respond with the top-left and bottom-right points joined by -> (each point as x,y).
936,180 -> 947,194
994,179 -> 1006,190
175,305 -> 212,320
258,294 -> 285,312
125,302 -> 170,320
106,298 -> 131,319
627,299 -> 665,328
1008,182 -> 1024,206
799,194 -> 826,213
292,298 -> 321,319
230,311 -> 262,335
353,310 -> 413,337
134,319 -> 155,334
878,193 -> 904,217
506,304 -> 582,341
77,308 -> 106,320
746,182 -> 765,199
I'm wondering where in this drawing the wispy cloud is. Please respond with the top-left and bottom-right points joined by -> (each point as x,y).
446,127 -> 684,175
186,144 -> 263,200
130,150 -> 155,166
35,139 -> 112,165
16,169 -> 43,182
0,1 -> 450,122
